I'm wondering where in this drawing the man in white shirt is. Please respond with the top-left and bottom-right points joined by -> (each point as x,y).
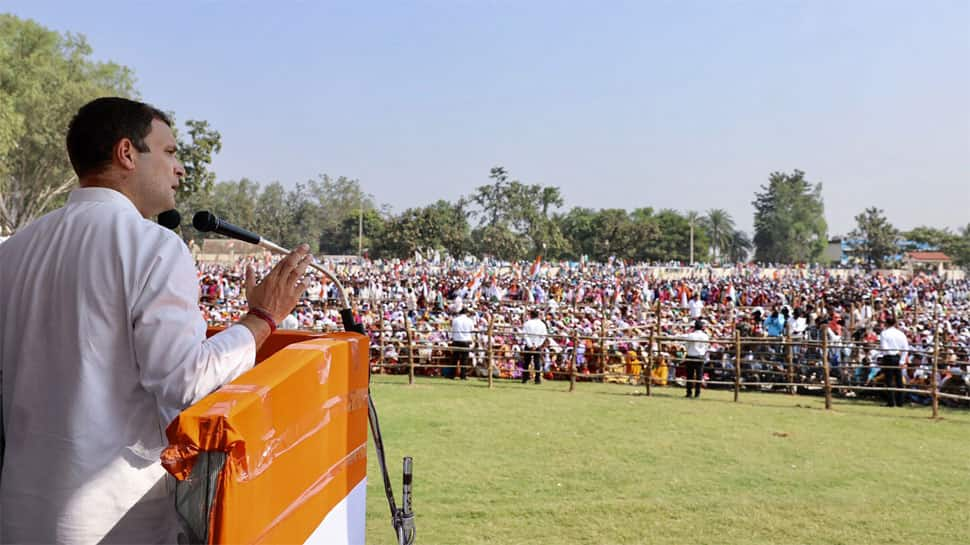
683,320 -> 710,398
280,311 -> 301,330
521,309 -> 549,384
450,308 -> 475,380
879,316 -> 910,407
688,294 -> 704,320
0,97 -> 311,543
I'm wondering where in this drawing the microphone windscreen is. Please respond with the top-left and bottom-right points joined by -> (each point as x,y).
193,211 -> 218,232
158,209 -> 181,229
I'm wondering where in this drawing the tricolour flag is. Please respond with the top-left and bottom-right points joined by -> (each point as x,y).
529,255 -> 543,278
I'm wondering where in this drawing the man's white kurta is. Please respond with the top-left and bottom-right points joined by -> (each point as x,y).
0,188 -> 256,543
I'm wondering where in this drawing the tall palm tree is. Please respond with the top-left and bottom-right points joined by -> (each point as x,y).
705,209 -> 735,264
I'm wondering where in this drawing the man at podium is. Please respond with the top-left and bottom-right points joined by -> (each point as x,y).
0,97 -> 310,543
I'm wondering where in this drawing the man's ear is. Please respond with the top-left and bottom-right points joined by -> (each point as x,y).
114,138 -> 138,171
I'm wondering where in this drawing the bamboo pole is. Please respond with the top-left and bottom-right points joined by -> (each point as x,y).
732,307 -> 737,338
734,330 -> 741,403
648,299 -> 662,395
822,325 -> 832,410
786,325 -> 795,396
848,302 -> 856,336
599,301 -> 608,381
377,312 -> 385,374
405,318 -> 415,385
569,330 -> 578,393
931,324 -> 940,419
645,330 -> 654,396
487,313 -> 495,390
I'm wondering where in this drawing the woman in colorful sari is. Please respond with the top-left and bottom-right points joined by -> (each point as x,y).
624,350 -> 642,384
651,352 -> 669,386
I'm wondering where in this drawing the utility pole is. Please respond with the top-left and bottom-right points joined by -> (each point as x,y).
358,197 -> 363,259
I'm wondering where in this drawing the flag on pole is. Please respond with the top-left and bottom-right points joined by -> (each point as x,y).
529,255 -> 543,279
466,264 -> 486,292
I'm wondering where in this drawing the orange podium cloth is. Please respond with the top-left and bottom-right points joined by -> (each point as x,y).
162,332 -> 369,544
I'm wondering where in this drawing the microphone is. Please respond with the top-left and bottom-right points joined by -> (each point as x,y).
192,211 -> 287,253
158,209 -> 181,229
194,211 -> 256,245
191,210 -> 363,334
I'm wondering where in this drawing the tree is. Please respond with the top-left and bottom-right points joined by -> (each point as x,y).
950,224 -> 970,268
752,170 -> 827,263
471,224 -> 528,261
685,211 -> 703,265
555,207 -> 598,260
474,166 -> 511,228
589,209 -> 636,261
530,185 -> 567,257
642,209 -> 709,263
903,223 -> 970,269
307,175 -> 377,255
213,178 -> 260,228
704,209 -> 735,264
176,178 -> 260,244
848,207 -> 899,268
253,182 -> 294,247
468,166 -> 564,260
378,200 -> 470,259
725,230 -> 753,264
173,119 -> 222,198
0,15 -> 135,234
337,208 -> 387,257
0,16 -> 223,235
902,226 -> 957,251
626,207 -> 662,262
286,182 -> 325,254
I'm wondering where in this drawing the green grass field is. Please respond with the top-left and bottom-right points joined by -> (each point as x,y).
364,377 -> 970,545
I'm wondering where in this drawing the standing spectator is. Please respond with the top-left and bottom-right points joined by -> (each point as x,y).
280,311 -> 300,330
688,294 -> 704,320
521,309 -> 549,384
683,320 -> 710,398
450,308 -> 475,380
879,316 -> 909,407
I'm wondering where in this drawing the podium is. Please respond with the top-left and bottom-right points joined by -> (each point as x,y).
161,330 -> 369,544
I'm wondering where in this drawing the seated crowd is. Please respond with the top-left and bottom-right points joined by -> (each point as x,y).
195,256 -> 970,402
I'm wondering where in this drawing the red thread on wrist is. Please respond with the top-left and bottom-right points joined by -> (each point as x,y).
248,307 -> 277,333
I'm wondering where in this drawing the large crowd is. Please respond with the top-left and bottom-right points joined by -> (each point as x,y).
195,255 -> 970,403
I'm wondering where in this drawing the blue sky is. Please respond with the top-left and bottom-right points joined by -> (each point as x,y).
6,0 -> 969,235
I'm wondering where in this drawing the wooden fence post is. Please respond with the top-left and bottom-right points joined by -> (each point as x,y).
405,318 -> 416,385
599,301 -> 608,381
570,330 -> 578,393
786,327 -> 795,396
931,325 -> 941,418
848,302 -> 856,336
377,312 -> 385,374
652,300 -> 662,393
734,330 -> 741,403
822,325 -> 832,410
645,330 -> 654,396
487,314 -> 495,390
